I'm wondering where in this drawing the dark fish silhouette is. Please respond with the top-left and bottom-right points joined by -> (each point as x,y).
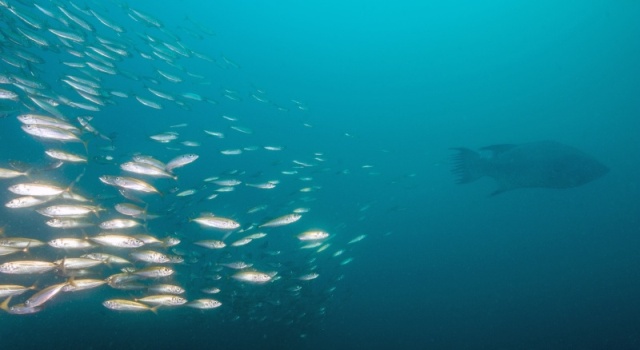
451,141 -> 609,196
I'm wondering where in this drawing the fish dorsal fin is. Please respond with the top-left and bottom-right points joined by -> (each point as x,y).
480,144 -> 517,156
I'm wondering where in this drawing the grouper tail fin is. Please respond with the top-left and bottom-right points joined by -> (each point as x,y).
450,148 -> 486,184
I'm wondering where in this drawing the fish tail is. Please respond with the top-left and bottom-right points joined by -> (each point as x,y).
450,148 -> 486,184
1,295 -> 13,312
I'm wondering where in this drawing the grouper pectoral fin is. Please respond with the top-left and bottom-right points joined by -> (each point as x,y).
489,188 -> 509,197
488,180 -> 516,197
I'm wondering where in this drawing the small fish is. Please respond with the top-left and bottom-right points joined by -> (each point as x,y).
62,279 -> 106,292
219,261 -> 253,270
348,234 -> 367,244
99,218 -> 141,230
0,247 -> 20,256
340,258 -> 354,266
259,213 -> 302,228
300,242 -> 322,249
176,189 -> 196,197
46,218 -> 94,229
0,88 -> 19,101
0,284 -> 37,298
148,284 -> 185,295
21,125 -> 84,143
24,282 -> 68,308
230,238 -> 252,247
298,273 -> 320,281
243,232 -> 267,240
0,261 -> 56,274
101,176 -> 161,195
114,203 -> 147,217
246,182 -> 276,189
17,114 -> 80,135
149,132 -> 178,143
0,167 -> 29,179
200,287 -> 221,294
191,214 -> 240,230
194,240 -> 226,249
77,116 -> 113,142
82,253 -> 131,265
90,234 -> 145,248
247,205 -> 268,214
8,183 -> 68,196
130,250 -> 170,264
220,149 -> 242,155
54,258 -> 102,270
45,149 -> 87,163
232,270 -> 276,284
133,266 -> 174,278
165,154 -> 198,172
213,179 -> 241,186
136,295 -> 186,306
0,238 -> 45,249
37,205 -> 102,217
103,299 -> 159,313
204,130 -> 224,138
297,230 -> 330,241
120,162 -> 176,180
185,299 -> 222,309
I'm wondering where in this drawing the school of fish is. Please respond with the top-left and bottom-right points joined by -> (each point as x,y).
0,0 -> 368,320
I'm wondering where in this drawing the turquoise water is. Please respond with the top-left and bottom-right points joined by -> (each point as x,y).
1,1 -> 639,349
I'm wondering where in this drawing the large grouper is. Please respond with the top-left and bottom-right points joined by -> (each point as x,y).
451,141 -> 609,196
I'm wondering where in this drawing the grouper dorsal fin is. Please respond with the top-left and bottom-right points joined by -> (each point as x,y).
480,144 -> 517,156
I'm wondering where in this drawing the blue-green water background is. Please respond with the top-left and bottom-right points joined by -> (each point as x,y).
1,1 -> 640,349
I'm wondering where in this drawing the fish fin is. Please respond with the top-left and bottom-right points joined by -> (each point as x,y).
22,240 -> 32,254
142,203 -> 149,223
450,148 -> 486,184
489,182 -> 515,197
67,276 -> 77,287
1,295 -> 12,311
28,282 -> 38,291
81,139 -> 90,154
64,168 -> 87,196
479,144 -> 517,156
59,257 -> 67,275
489,188 -> 508,197
24,168 -> 34,180
93,205 -> 105,218
149,305 -> 160,314
221,231 -> 233,241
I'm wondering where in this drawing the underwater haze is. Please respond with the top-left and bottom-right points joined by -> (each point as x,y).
1,0 -> 639,349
